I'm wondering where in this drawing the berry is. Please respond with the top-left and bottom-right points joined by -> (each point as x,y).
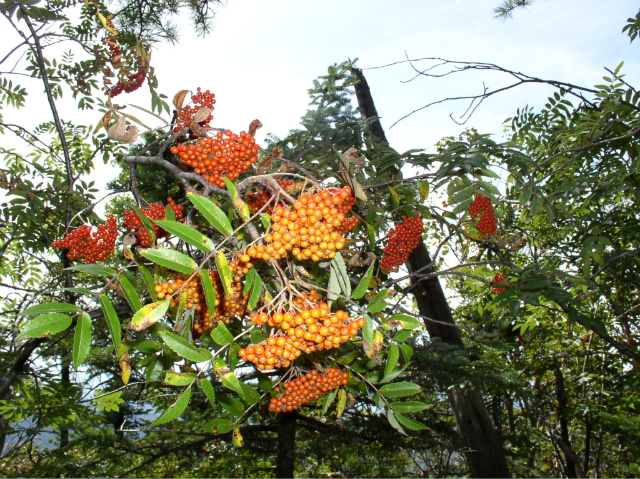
52,215 -> 118,264
469,194 -> 497,235
380,212 -> 423,271
246,180 -> 295,213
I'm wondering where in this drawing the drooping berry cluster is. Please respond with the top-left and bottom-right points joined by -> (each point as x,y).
122,198 -> 184,248
491,273 -> 506,294
469,194 -> 497,235
108,66 -> 148,97
268,368 -> 349,413
243,187 -> 356,263
170,130 -> 259,188
52,215 -> 118,264
380,212 -> 423,271
101,17 -> 149,97
246,180 -> 296,213
239,303 -> 365,371
172,88 -> 216,133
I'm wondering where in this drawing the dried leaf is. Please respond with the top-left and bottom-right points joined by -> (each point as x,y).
108,116 -> 139,144
285,181 -> 306,195
295,265 -> 312,278
173,90 -> 189,111
347,252 -> 376,267
190,121 -> 206,137
248,119 -> 263,136
277,163 -> 295,173
342,147 -> 363,169
101,111 -> 112,131
347,393 -> 356,409
119,351 -> 131,385
192,106 -> 212,123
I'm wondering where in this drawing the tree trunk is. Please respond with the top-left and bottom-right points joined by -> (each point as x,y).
351,66 -> 511,478
276,411 -> 296,478
60,354 -> 70,448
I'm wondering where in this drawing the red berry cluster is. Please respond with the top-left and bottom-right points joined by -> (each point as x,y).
380,212 -> 423,271
108,66 -> 148,97
52,215 -> 118,264
268,368 -> 349,413
122,198 -> 184,248
243,187 -> 356,263
172,88 -> 216,133
170,130 -> 259,188
246,180 -> 296,213
491,273 -> 506,294
469,194 -> 497,235
239,303 -> 365,371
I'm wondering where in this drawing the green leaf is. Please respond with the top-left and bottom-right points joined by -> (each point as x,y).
363,314 -> 374,346
384,344 -> 400,378
351,262 -> 375,300
188,192 -> 233,236
119,275 -> 143,312
247,273 -> 263,310
367,289 -> 388,313
154,219 -> 214,252
327,268 -> 340,303
379,382 -> 422,398
223,178 -> 250,222
141,248 -> 197,274
386,409 -> 407,435
139,266 -> 158,301
390,401 -> 430,413
21,302 -> 81,316
217,394 -> 244,416
130,299 -> 170,332
159,331 -> 209,363
243,267 -> 256,296
395,412 -> 428,430
73,312 -> 92,370
66,264 -> 117,276
214,252 -> 233,297
200,378 -> 216,407
322,389 -> 338,415
331,253 -> 351,298
132,204 -> 156,245
214,358 -> 245,399
150,385 -> 192,427
200,270 -> 217,317
203,418 -> 234,434
336,388 -> 347,418
240,383 -> 261,405
211,322 -> 234,346
18,313 -> 72,338
164,371 -> 196,386
382,314 -> 420,330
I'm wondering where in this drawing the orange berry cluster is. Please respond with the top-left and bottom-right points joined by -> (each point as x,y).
172,88 -> 216,133
268,368 -> 349,413
491,273 -> 506,294
52,215 -> 118,264
246,180 -> 296,213
469,194 -> 497,235
239,303 -> 365,371
122,198 -> 184,248
170,130 -> 259,188
380,212 -> 423,271
244,187 -> 356,263
155,270 -> 248,334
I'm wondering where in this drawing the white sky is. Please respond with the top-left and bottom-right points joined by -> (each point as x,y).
148,0 -> 640,155
2,0 -> 639,199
